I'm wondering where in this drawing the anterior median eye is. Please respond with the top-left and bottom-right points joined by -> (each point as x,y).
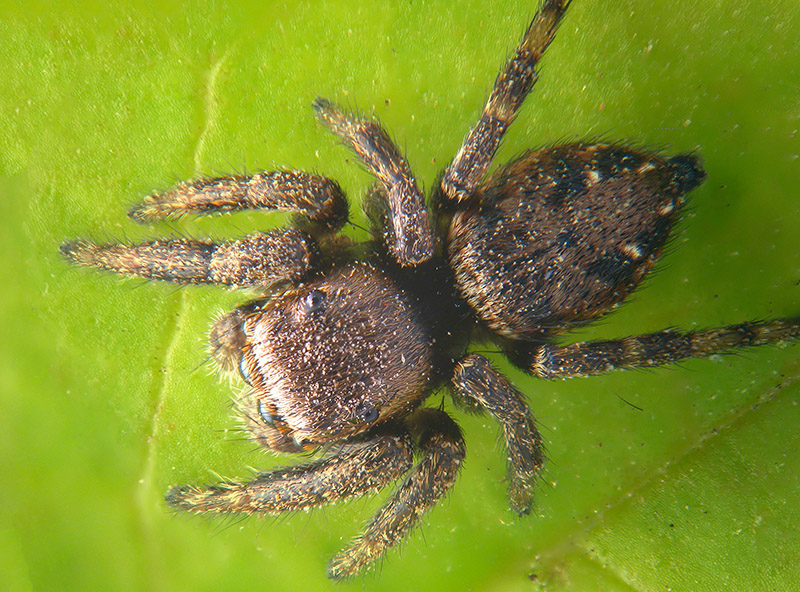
299,289 -> 326,315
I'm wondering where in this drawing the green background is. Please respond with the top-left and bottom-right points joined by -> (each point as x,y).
1,0 -> 799,590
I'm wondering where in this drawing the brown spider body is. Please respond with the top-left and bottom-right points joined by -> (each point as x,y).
61,0 -> 799,580
449,143 -> 704,340
238,263 -> 436,451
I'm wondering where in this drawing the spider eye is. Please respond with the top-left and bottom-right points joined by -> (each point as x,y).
357,403 -> 379,423
239,355 -> 252,385
299,289 -> 326,315
257,399 -> 275,427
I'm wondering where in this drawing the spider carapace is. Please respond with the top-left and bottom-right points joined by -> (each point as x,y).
61,0 -> 799,579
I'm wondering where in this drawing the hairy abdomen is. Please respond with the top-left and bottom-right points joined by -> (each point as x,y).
448,143 -> 705,340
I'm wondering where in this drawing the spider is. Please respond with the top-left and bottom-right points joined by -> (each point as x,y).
61,0 -> 799,580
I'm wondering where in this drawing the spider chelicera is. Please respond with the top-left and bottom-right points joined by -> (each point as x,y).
61,0 -> 799,579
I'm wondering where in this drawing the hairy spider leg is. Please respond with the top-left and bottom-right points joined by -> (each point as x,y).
510,319 -> 800,378
438,0 -> 572,205
165,409 -> 464,580
452,355 -> 544,514
128,170 -> 348,231
166,426 -> 413,514
328,409 -> 465,580
60,228 -> 313,289
313,98 -> 434,267
60,165 -> 356,288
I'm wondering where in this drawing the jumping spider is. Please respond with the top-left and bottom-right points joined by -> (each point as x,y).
61,0 -> 799,580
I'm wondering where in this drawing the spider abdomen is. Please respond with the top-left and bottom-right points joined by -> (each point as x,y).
447,143 -> 706,339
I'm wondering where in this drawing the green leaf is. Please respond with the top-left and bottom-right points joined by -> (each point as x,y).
1,1 -> 798,590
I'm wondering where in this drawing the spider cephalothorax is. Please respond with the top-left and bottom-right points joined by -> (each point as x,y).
62,0 -> 799,579
235,263 -> 435,451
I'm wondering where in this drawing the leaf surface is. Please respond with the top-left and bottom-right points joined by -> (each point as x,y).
1,1 -> 799,590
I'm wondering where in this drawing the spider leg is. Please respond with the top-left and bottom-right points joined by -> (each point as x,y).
329,408 -> 465,580
438,0 -> 571,205
510,318 -> 800,379
166,409 -> 464,579
452,354 -> 543,514
166,425 -> 414,517
60,228 -> 313,289
129,170 -> 348,232
313,98 -> 434,267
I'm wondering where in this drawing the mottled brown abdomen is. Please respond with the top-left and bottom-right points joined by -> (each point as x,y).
448,143 -> 705,340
